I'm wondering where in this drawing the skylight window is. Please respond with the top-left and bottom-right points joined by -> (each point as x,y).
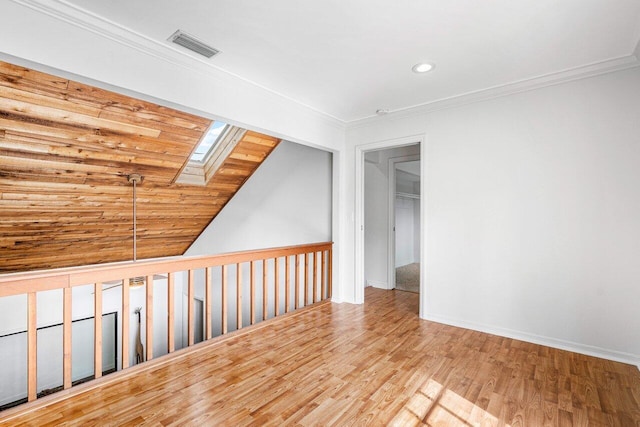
176,123 -> 246,186
190,121 -> 228,162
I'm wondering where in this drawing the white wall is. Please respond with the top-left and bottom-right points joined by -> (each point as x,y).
395,196 -> 418,268
396,170 -> 418,194
395,168 -> 421,267
364,162 -> 387,288
412,181 -> 421,261
183,140 -> 332,334
347,67 -> 640,365
363,146 -> 420,289
186,140 -> 332,255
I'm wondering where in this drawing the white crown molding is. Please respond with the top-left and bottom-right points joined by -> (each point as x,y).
9,0 -> 346,130
9,0 -> 640,130
348,54 -> 640,129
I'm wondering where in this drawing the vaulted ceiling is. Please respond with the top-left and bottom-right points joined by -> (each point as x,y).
0,61 -> 280,273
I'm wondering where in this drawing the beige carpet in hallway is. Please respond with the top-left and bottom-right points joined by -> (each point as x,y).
395,262 -> 419,293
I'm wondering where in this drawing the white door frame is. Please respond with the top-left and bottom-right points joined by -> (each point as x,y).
388,155 -> 421,291
355,134 -> 427,317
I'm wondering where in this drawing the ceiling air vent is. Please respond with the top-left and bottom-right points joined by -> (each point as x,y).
169,30 -> 220,58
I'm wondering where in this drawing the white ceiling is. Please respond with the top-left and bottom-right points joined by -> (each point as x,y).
60,0 -> 640,122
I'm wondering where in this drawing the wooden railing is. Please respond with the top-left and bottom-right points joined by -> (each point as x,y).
0,242 -> 332,407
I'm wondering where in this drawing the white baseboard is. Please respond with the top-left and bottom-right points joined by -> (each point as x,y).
367,280 -> 389,290
425,313 -> 640,368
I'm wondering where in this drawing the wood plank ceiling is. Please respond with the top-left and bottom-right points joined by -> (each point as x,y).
0,61 -> 280,273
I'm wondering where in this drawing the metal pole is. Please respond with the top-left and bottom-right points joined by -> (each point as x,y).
133,177 -> 137,262
127,174 -> 143,262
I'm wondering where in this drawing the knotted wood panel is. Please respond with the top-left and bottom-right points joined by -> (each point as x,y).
0,61 -> 279,273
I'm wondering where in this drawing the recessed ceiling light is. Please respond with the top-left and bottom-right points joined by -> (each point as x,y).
412,62 -> 434,73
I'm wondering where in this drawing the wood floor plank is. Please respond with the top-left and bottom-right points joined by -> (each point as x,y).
1,288 -> 638,426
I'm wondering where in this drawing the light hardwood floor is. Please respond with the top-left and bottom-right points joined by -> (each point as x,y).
2,288 -> 639,426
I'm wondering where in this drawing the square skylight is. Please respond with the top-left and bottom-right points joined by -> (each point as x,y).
190,121 -> 228,162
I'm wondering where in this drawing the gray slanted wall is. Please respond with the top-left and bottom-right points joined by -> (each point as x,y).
186,139 -> 333,255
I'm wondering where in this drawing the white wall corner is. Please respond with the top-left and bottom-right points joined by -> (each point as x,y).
426,313 -> 640,368
634,36 -> 640,61
367,279 -> 389,290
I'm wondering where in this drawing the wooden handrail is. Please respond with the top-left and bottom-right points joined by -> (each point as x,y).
0,242 -> 332,297
0,241 -> 333,410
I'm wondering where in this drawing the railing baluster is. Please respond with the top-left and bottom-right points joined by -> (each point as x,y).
188,270 -> 194,346
27,292 -> 37,402
285,256 -> 290,313
313,252 -> 318,303
250,261 -> 256,325
222,265 -> 228,334
122,278 -> 130,369
329,248 -> 333,299
295,254 -> 300,309
274,257 -> 279,317
262,259 -> 268,321
1,242 -> 334,411
236,263 -> 242,329
94,282 -> 102,379
321,250 -> 327,301
205,267 -> 212,340
167,272 -> 175,353
304,253 -> 309,306
146,275 -> 153,361
63,287 -> 72,389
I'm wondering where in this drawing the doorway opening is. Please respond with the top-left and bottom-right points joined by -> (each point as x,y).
392,159 -> 421,293
358,135 -> 424,316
